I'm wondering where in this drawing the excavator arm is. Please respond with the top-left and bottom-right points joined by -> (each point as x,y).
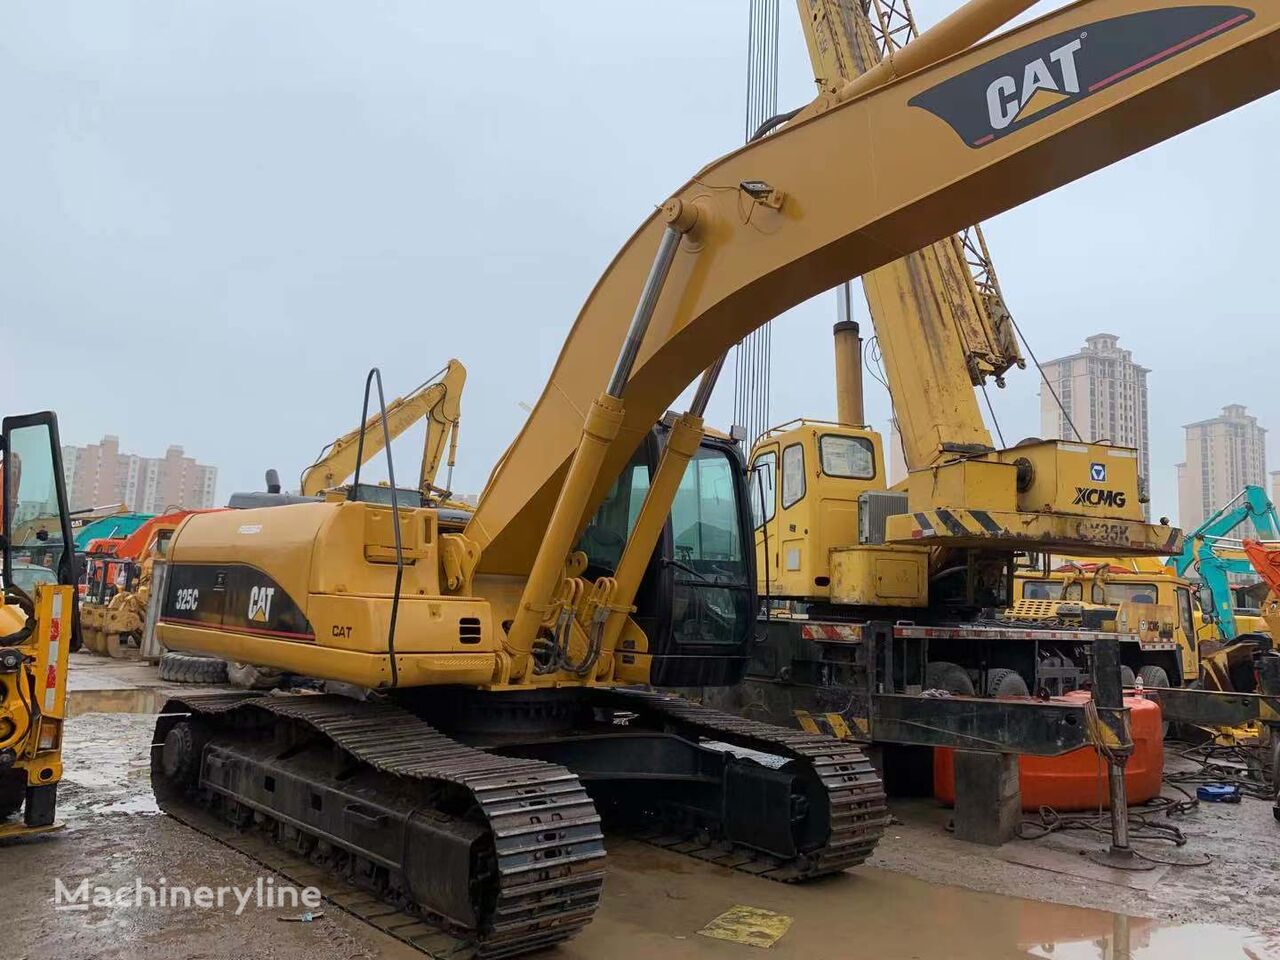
300,360 -> 466,497
467,0 -> 1280,579
1172,484 -> 1279,636
1171,484 -> 1280,576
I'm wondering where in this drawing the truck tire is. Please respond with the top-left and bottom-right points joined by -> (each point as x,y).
0,771 -> 24,820
1137,665 -> 1171,737
1120,665 -> 1135,688
986,668 -> 1030,698
925,661 -> 975,696
158,653 -> 228,685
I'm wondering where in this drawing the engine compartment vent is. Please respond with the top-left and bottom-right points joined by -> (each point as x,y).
458,617 -> 483,644
859,491 -> 909,545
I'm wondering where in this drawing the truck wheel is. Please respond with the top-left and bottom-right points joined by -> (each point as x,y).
1136,665 -> 1169,689
986,668 -> 1030,698
1137,665 -> 1171,737
1120,665 -> 1135,688
158,653 -> 228,685
0,771 -> 24,820
925,661 -> 974,696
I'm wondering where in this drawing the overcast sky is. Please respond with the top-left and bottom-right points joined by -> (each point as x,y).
1,1 -> 1276,524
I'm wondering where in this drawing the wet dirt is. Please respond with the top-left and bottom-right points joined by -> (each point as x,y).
5,656 -> 1278,959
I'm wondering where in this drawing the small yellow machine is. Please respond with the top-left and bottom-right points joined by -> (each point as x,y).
1,412 -> 77,838
299,359 -> 465,499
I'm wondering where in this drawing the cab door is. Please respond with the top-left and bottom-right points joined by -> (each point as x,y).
748,443 -> 779,596
775,439 -> 810,596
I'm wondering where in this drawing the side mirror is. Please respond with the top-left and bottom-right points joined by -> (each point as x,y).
1198,584 -> 1217,618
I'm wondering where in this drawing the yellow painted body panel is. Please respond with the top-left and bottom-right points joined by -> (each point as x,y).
0,586 -> 72,799
1001,442 -> 1143,520
906,459 -> 1015,513
829,548 -> 928,606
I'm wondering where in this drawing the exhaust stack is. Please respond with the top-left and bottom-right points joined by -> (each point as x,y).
265,469 -> 282,495
834,320 -> 865,427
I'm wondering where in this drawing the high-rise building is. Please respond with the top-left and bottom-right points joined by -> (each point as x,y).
61,436 -> 218,514
1039,333 -> 1151,517
1176,405 -> 1268,536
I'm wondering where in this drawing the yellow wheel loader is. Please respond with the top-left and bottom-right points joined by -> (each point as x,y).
1,412 -> 78,838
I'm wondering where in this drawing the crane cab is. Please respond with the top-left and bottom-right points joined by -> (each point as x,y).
747,420 -> 929,607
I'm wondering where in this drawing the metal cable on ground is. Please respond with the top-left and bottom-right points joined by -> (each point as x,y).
1165,740 -> 1273,800
1013,709 -> 1212,864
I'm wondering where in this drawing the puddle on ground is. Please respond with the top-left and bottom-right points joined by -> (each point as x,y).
90,795 -> 160,815
1025,917 -> 1277,959
572,842 -> 1280,960
68,687 -> 164,716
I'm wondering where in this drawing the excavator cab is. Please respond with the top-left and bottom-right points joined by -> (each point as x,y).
577,420 -> 756,687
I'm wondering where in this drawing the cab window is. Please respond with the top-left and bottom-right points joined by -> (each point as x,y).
1103,582 -> 1159,605
579,455 -> 651,573
750,451 -> 777,528
781,443 -> 805,509
819,435 -> 875,479
1022,579 -> 1064,600
672,447 -> 745,570
1176,586 -> 1194,632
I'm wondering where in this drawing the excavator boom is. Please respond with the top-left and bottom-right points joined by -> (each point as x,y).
468,0 -> 1280,575
300,360 -> 466,496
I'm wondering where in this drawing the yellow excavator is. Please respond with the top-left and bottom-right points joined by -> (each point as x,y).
149,0 -> 1280,953
1,413 -> 78,838
299,359 -> 466,500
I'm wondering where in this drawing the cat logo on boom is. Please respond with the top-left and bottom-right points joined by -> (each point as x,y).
248,585 -> 275,624
986,38 -> 1082,132
908,7 -> 1254,147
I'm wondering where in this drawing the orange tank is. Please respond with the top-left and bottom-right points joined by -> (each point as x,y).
933,692 -> 1164,812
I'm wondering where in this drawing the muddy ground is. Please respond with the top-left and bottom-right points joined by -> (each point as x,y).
2,655 -> 1279,959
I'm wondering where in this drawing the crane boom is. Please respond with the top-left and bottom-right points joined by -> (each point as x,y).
797,0 -> 1025,466
467,0 -> 1280,576
299,360 -> 466,497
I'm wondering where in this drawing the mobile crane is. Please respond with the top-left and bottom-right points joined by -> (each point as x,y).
299,359 -> 466,499
149,0 -> 1280,953
711,0 -> 1186,748
1,413 -> 78,838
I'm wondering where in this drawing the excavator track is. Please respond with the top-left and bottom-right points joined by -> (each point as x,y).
152,693 -> 606,960
587,688 -> 888,879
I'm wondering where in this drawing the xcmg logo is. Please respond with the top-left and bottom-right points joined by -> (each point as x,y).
1074,487 -> 1127,509
909,7 -> 1253,147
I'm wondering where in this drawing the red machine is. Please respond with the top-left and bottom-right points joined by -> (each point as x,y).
1244,539 -> 1280,594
